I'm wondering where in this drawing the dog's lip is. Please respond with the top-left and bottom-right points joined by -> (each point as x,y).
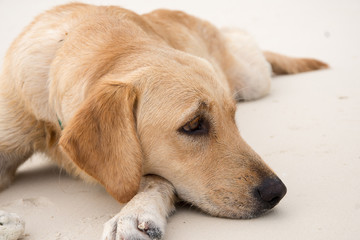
175,196 -> 277,220
202,206 -> 273,219
173,183 -> 287,219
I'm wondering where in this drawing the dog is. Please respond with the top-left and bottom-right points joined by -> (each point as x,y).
0,3 -> 328,239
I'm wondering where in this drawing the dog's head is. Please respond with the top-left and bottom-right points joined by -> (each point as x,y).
59,53 -> 286,219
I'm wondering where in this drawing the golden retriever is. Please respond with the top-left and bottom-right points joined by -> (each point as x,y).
0,3 -> 327,239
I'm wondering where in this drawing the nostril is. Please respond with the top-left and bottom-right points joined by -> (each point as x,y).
255,177 -> 287,208
268,196 -> 280,206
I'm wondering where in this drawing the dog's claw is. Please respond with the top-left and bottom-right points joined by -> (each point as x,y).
138,221 -> 162,240
138,221 -> 147,230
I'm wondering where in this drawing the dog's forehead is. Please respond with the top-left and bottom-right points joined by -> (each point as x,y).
143,71 -> 226,102
135,56 -> 236,125
138,73 -> 235,124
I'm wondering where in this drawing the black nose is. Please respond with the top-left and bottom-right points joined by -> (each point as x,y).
255,177 -> 287,209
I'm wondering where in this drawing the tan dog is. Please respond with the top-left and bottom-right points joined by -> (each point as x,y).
0,3 -> 327,239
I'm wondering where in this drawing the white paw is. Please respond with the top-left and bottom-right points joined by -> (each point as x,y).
0,210 -> 25,240
102,211 -> 165,240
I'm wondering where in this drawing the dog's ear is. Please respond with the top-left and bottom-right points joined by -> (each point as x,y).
59,81 -> 142,203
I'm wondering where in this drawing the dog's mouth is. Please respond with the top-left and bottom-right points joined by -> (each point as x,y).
176,199 -> 277,220
174,176 -> 287,219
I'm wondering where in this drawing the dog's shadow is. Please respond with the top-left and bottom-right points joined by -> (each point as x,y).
2,154 -> 109,201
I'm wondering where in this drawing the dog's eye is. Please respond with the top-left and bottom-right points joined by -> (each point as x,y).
180,116 -> 209,135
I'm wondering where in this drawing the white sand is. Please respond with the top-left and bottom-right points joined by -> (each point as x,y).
0,0 -> 359,239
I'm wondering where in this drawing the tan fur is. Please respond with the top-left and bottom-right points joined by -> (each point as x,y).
264,51 -> 329,75
0,3 -> 327,238
59,81 -> 142,203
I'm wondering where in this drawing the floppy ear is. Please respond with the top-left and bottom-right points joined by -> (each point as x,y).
59,81 -> 142,203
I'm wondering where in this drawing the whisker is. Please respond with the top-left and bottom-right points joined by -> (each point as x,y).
231,86 -> 253,101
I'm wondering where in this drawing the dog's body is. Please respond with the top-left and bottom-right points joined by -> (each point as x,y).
0,3 -> 327,239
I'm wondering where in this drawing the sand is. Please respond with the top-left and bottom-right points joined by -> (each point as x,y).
0,0 -> 359,239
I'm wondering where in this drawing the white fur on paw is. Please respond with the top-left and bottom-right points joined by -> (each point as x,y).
102,213 -> 164,240
0,210 -> 25,240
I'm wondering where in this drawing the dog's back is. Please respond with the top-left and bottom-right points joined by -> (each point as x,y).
1,3 -> 135,122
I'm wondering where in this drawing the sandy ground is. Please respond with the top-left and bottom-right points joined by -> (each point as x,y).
0,0 -> 359,239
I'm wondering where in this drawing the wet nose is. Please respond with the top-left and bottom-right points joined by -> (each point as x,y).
255,177 -> 287,208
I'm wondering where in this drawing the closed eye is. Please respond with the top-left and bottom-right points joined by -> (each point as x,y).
179,116 -> 209,136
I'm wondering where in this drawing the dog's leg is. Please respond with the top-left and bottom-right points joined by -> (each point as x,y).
221,28 -> 272,101
102,175 -> 176,240
0,92 -> 46,191
220,29 -> 328,101
0,151 -> 33,191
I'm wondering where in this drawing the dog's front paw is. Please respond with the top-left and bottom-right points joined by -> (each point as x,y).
102,212 -> 164,240
101,176 -> 175,240
0,210 -> 25,240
